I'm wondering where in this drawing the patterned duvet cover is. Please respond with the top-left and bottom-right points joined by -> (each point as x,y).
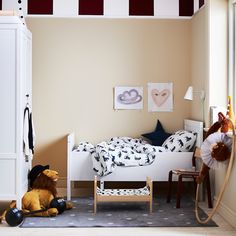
75,137 -> 166,176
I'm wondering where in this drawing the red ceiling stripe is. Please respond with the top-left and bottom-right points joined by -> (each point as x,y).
129,0 -> 154,16
79,0 -> 103,15
179,0 -> 194,16
28,0 -> 53,15
199,0 -> 204,8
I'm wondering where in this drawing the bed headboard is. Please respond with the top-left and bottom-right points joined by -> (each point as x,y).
184,119 -> 203,148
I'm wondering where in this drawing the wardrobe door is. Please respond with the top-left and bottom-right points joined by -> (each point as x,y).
0,28 -> 17,196
0,29 -> 16,153
19,30 -> 32,196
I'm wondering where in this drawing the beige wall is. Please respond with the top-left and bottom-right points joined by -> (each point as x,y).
191,4 -> 210,124
26,18 -> 192,178
209,0 -> 228,108
209,0 -> 236,226
191,0 -> 236,227
191,0 -> 228,125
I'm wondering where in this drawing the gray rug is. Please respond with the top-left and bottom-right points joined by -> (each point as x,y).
20,197 -> 217,227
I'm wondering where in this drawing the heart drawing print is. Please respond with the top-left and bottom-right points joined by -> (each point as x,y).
151,89 -> 170,107
148,83 -> 173,112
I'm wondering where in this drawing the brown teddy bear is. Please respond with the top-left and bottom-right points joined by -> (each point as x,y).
197,112 -> 232,183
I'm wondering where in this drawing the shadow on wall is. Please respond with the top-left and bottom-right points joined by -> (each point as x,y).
32,136 -> 68,179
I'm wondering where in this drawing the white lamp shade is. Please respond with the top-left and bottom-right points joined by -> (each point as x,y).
184,86 -> 193,100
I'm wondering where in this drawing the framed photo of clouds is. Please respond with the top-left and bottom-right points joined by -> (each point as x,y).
114,87 -> 143,110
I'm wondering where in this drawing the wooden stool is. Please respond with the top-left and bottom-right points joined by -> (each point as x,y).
166,169 -> 212,208
166,148 -> 213,208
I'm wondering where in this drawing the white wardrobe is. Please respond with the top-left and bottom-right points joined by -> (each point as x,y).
0,16 -> 32,208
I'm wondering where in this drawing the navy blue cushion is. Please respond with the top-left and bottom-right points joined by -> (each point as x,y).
142,120 -> 172,146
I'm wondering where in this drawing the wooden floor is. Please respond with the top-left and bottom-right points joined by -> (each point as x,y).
0,200 -> 235,236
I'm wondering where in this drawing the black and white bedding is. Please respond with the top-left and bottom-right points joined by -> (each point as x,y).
75,131 -> 197,177
75,137 -> 166,177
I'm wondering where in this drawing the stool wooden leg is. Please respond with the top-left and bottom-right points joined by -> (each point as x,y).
205,173 -> 213,208
167,171 -> 173,203
176,175 -> 183,208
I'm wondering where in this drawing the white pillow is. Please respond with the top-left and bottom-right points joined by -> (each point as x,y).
162,130 -> 197,152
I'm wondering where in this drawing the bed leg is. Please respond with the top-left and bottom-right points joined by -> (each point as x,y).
67,180 -> 71,201
150,184 -> 153,213
146,177 -> 153,213
94,176 -> 97,214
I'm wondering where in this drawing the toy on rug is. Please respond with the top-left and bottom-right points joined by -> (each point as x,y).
0,165 -> 73,226
22,164 -> 73,216
197,112 -> 232,183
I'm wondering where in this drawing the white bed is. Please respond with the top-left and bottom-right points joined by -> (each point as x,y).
67,119 -> 203,200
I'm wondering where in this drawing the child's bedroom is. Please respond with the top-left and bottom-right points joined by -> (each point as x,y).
0,0 -> 236,235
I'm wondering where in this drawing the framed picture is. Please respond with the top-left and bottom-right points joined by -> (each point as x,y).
114,86 -> 143,110
148,83 -> 173,112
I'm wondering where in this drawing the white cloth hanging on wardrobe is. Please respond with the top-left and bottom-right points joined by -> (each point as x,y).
23,105 -> 36,160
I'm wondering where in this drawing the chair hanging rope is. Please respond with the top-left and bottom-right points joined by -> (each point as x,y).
195,118 -> 236,224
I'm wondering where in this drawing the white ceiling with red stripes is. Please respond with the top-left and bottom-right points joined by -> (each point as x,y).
0,0 -> 205,19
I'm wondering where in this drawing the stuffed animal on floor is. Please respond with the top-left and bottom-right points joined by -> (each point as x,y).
22,164 -> 73,216
0,165 -> 73,223
197,112 -> 232,183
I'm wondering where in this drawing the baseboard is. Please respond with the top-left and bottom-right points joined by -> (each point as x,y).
57,187 -> 93,199
214,197 -> 236,229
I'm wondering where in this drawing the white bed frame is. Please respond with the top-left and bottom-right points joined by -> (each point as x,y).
67,119 -> 203,200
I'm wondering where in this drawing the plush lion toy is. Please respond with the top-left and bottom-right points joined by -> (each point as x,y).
197,112 -> 232,183
22,164 -> 73,216
0,165 -> 72,221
